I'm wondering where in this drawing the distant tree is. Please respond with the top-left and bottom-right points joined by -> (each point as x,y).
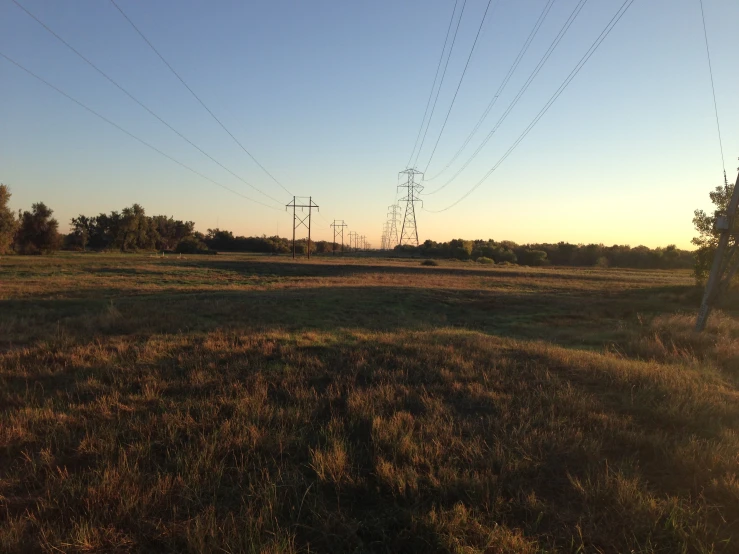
68,215 -> 95,251
175,235 -> 209,254
0,184 -> 17,254
517,249 -> 548,266
151,215 -> 195,251
119,204 -> 158,251
693,182 -> 738,282
15,202 -> 61,254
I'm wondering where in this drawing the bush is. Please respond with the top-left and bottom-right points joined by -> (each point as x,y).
476,257 -> 494,264
175,236 -> 211,254
421,259 -> 439,266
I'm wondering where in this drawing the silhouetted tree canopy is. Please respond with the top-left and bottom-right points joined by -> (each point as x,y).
693,182 -> 738,282
394,239 -> 693,270
15,202 -> 61,255
0,184 -> 17,255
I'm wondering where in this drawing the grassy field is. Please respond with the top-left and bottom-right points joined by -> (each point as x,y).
1,253 -> 738,553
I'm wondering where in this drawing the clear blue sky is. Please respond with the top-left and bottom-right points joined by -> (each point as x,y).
1,0 -> 737,248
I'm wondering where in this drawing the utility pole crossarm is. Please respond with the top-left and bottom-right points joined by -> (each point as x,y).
286,196 -> 319,259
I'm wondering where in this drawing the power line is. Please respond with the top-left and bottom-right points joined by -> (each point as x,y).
424,0 -> 589,196
421,0 -> 500,174
425,0 -> 637,213
10,0 -> 285,208
412,0 -> 468,169
425,0 -> 558,181
698,0 -> 727,185
108,0 -> 292,196
406,0 -> 460,168
0,51 -> 281,211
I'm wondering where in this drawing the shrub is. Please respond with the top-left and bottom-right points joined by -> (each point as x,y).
421,259 -> 439,266
477,257 -> 494,264
176,236 -> 211,254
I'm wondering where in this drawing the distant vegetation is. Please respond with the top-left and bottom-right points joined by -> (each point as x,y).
0,185 -> 698,272
396,239 -> 694,270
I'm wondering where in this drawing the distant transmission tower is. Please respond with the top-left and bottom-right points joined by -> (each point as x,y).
398,168 -> 424,246
387,204 -> 401,248
330,220 -> 347,255
348,231 -> 358,252
381,222 -> 390,251
286,196 -> 319,259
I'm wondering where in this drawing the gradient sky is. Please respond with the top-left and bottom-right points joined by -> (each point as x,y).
2,0 -> 737,249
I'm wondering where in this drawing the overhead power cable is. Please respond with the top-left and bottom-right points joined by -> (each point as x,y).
425,0 -> 637,213
406,0 -> 460,169
425,0 -> 558,181
412,0 -> 468,169
10,0 -> 284,207
0,51 -> 281,211
421,0 -> 501,174
424,0 -> 589,196
698,0 -> 727,185
108,0 -> 292,196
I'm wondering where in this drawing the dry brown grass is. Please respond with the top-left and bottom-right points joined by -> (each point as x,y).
0,253 -> 737,553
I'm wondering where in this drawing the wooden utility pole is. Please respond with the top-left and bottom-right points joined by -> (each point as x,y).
696,166 -> 739,331
330,220 -> 348,255
286,196 -> 319,259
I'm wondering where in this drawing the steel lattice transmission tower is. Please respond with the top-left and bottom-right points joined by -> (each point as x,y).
381,222 -> 391,251
386,204 -> 401,248
398,169 -> 423,246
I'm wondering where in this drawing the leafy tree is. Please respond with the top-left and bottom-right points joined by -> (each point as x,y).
15,202 -> 61,254
119,204 -> 158,251
175,235 -> 209,254
517,249 -> 548,266
692,182 -> 738,282
151,215 -> 195,251
0,184 -> 17,254
68,215 -> 95,251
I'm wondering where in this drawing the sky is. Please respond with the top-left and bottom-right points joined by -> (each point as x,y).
1,0 -> 738,249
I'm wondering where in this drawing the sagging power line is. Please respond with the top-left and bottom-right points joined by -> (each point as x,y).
10,0 -> 285,208
410,0 -> 468,169
425,0 -> 558,181
425,0 -> 635,213
421,0 -> 501,175
698,0 -> 727,186
0,51 -> 281,211
424,0 -> 590,197
108,0 -> 292,197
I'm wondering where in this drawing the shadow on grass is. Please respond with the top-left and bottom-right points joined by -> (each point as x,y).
0,282 -> 700,351
179,257 -> 685,284
1,329 -> 735,552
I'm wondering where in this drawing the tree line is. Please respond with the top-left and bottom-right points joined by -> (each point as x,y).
0,183 -> 721,276
394,239 -> 694,269
0,187 -> 344,256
